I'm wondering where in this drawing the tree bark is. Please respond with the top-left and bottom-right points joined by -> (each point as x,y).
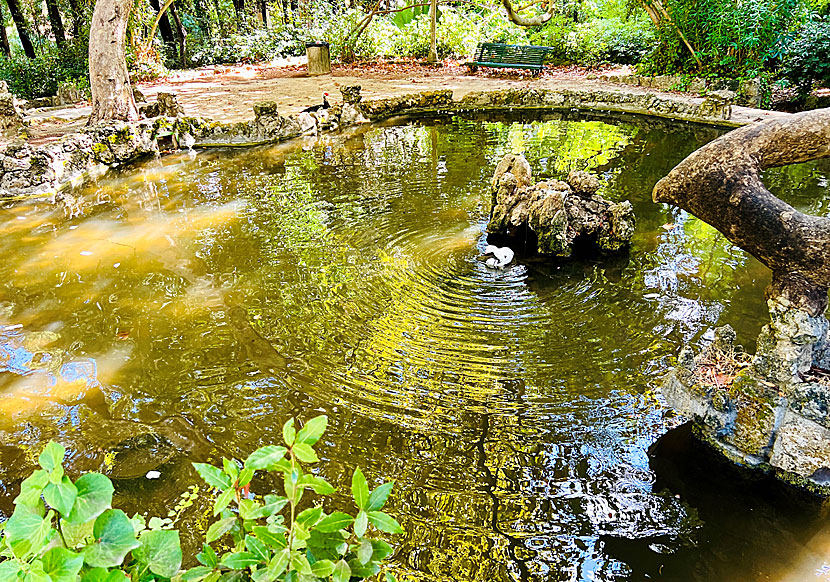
653,108 -> 830,296
148,0 -> 177,57
45,0 -> 66,47
500,0 -> 555,26
66,0 -> 84,40
169,2 -> 187,66
427,0 -> 437,63
5,0 -> 35,58
0,1 -> 11,57
88,0 -> 138,123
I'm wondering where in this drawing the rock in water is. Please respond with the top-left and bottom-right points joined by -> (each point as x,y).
104,432 -> 179,480
487,153 -> 635,257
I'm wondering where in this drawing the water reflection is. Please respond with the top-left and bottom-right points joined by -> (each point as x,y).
0,111 -> 828,581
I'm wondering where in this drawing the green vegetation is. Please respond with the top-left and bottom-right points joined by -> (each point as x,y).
0,416 -> 401,582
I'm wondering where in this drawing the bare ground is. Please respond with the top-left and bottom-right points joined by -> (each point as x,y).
19,57 -> 790,145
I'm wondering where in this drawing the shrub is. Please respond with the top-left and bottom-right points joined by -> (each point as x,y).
781,16 -> 830,94
568,16 -> 655,65
0,416 -> 401,582
0,43 -> 88,99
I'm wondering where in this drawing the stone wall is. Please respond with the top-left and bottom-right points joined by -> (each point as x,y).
595,72 -> 765,108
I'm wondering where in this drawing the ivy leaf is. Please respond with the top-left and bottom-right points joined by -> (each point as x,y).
60,519 -> 94,548
82,509 -> 141,568
244,446 -> 287,470
357,538 -> 373,565
0,561 -> 22,580
22,561 -> 50,582
205,517 -> 236,543
65,474 -> 113,525
354,510 -> 368,538
38,442 -> 65,473
14,469 -> 49,509
192,463 -> 232,491
282,419 -> 296,447
42,547 -> 84,582
133,529 -> 182,578
43,476 -> 77,518
351,468 -> 369,511
4,505 -> 53,559
333,559 -> 351,582
291,443 -> 318,464
367,482 -> 394,511
295,415 -> 327,446
220,551 -> 260,569
315,512 -> 354,533
80,568 -> 129,582
367,511 -> 403,534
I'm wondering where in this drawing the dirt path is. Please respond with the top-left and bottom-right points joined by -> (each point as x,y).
20,58 -> 788,144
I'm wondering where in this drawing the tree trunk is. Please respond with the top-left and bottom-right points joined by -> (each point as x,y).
88,0 -> 138,124
66,0 -> 84,40
0,2 -> 11,57
149,0 -> 177,58
5,0 -> 35,58
259,0 -> 269,27
653,108 -> 830,297
169,2 -> 187,66
427,0 -> 437,63
45,0 -> 66,47
232,0 -> 245,31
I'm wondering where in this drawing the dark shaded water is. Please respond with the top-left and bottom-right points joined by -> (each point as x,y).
1,111 -> 830,581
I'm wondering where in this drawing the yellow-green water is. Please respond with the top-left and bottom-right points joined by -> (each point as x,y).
2,111 -> 830,581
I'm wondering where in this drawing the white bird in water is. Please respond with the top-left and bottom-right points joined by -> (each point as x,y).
482,245 -> 514,269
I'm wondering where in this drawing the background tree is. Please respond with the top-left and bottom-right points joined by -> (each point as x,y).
88,0 -> 138,123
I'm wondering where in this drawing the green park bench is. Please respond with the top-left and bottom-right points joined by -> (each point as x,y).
465,42 -> 553,75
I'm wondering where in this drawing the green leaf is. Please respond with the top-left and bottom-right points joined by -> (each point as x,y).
43,477 -> 77,518
252,527 -> 287,550
82,509 -> 141,568
80,568 -> 128,582
298,475 -> 335,495
0,559 -> 22,580
222,459 -> 239,482
296,415 -> 327,446
192,463 -> 232,491
367,482 -> 394,511
197,543 -> 218,567
348,558 -> 380,578
282,419 -> 296,447
357,539 -> 373,565
351,468 -> 369,511
248,495 -> 288,519
244,446 -> 288,470
371,539 -> 394,561
14,470 -> 49,509
245,535 -> 269,562
42,547 -> 84,582
265,549 -> 289,578
23,561 -> 50,582
235,468 -> 254,489
4,505 -> 53,559
134,529 -> 182,577
295,506 -> 322,528
38,442 -> 65,473
291,444 -> 317,464
205,517 -> 236,543
181,566 -> 214,581
65,474 -> 113,525
367,511 -> 403,534
314,512 -> 354,533
60,519 -> 94,548
332,559 -> 351,582
213,488 -> 235,516
309,558 -> 335,578
385,573 -> 397,582
354,510 -> 368,538
220,551 -> 259,569
289,552 -> 312,576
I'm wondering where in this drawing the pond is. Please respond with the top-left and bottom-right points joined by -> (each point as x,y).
1,110 -> 830,582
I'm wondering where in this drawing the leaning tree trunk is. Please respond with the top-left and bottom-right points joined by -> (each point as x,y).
88,0 -> 139,124
149,0 -> 178,59
44,0 -> 66,47
0,2 -> 11,57
5,0 -> 35,58
653,108 -> 830,307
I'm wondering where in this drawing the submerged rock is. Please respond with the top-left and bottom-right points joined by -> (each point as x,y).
487,153 -> 635,257
662,291 -> 830,493
104,431 -> 179,480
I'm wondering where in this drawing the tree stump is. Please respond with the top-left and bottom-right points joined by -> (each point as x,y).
306,42 -> 331,77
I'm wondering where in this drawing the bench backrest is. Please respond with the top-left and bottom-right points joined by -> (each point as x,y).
473,43 -> 551,65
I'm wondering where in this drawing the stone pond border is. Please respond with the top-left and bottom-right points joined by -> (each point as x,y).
1,85 -> 743,199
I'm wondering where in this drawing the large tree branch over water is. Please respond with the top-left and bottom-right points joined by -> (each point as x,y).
652,108 -> 830,309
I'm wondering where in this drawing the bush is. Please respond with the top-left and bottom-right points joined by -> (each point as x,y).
0,416 -> 401,582
188,23 -> 308,66
568,16 -> 655,65
781,16 -> 830,93
0,43 -> 87,99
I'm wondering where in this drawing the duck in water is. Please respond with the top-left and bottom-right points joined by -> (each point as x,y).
482,245 -> 514,269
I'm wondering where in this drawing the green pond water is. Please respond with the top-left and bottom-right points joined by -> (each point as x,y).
2,111 -> 830,581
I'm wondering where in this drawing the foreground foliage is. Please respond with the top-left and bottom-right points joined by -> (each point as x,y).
0,415 -> 400,582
